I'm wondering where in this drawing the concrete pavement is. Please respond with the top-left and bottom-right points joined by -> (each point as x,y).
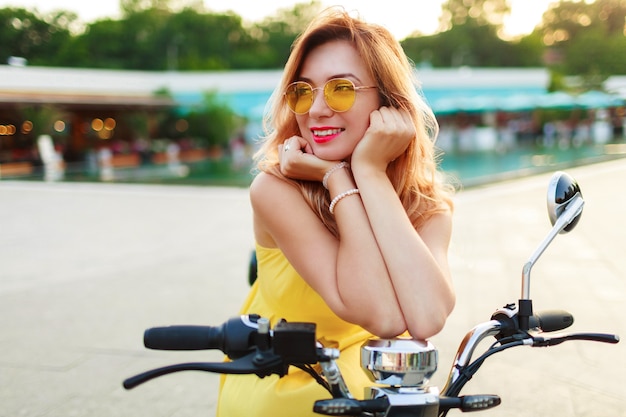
1,159 -> 625,416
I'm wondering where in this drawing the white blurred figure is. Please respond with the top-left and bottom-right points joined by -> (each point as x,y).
230,135 -> 247,170
166,140 -> 189,177
592,109 -> 612,144
97,146 -> 114,181
37,135 -> 64,181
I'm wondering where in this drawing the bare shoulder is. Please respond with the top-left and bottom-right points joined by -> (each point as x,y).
250,171 -> 285,193
249,172 -> 321,248
250,172 -> 299,211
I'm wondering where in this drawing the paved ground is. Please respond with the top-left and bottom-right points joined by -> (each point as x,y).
1,159 -> 625,417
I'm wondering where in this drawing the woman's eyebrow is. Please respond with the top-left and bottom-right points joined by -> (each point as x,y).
299,73 -> 364,84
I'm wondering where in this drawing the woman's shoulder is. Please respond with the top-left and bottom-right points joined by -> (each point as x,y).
250,172 -> 299,204
249,172 -> 315,249
250,170 -> 278,189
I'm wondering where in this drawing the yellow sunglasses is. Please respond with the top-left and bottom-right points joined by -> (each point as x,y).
284,78 -> 377,114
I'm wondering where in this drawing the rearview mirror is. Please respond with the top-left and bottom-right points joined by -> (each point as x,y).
547,171 -> 583,233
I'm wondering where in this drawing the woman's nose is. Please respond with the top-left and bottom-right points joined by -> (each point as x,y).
308,90 -> 333,118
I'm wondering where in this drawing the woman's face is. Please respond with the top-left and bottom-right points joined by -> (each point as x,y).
294,40 -> 381,161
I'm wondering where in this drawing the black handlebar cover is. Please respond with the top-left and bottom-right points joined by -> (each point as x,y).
530,309 -> 574,332
143,315 -> 261,356
144,325 -> 223,351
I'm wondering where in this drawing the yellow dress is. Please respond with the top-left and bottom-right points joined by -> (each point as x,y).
216,243 -> 376,417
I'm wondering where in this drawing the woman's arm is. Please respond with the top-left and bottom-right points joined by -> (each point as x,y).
350,107 -> 455,339
251,171 -> 406,337
351,164 -> 454,339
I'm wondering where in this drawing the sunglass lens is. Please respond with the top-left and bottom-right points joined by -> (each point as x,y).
325,79 -> 356,112
286,82 -> 313,114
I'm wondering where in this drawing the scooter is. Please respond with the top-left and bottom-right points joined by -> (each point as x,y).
123,171 -> 619,416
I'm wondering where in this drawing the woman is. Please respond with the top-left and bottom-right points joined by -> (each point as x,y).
217,7 -> 455,416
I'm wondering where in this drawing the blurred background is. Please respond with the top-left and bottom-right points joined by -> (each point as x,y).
0,0 -> 625,188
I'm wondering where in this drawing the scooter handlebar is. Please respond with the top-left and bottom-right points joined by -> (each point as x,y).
144,325 -> 224,350
143,315 -> 261,357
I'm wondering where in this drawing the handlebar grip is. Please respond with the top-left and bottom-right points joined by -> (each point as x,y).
144,325 -> 223,350
530,309 -> 574,332
143,315 -> 261,356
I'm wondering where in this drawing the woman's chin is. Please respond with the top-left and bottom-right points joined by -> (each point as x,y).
312,147 -> 350,162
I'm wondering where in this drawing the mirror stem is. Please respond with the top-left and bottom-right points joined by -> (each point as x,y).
519,196 -> 584,330
521,195 -> 584,300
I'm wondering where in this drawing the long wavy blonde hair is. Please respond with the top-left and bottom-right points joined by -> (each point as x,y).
254,7 -> 454,237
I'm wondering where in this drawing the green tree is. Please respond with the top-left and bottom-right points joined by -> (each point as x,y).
402,0 -> 543,68
438,0 -> 511,32
0,8 -> 75,66
402,22 -> 506,67
20,0 -> 626,76
19,105 -> 66,137
58,7 -> 251,70
402,17 -> 543,67
185,92 -> 240,148
166,9 -> 251,70
511,32 -> 544,67
248,1 -> 323,68
59,17 -> 135,69
120,0 -> 204,16
538,0 -> 626,78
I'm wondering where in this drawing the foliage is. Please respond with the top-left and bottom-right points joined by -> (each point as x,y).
438,0 -> 511,30
167,9 -> 253,71
18,105 -> 68,138
245,1 -> 322,68
402,20 -> 532,67
536,0 -> 626,79
185,92 -> 241,148
0,0 -> 624,77
0,8 -> 75,66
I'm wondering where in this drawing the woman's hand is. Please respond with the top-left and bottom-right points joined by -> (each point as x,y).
278,136 -> 338,182
352,107 -> 416,171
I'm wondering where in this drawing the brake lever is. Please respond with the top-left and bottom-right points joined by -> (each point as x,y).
123,349 -> 286,390
532,332 -> 620,347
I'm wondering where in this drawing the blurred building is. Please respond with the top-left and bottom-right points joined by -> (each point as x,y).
0,65 -> 623,175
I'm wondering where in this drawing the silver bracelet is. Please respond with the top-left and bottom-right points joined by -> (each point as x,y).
322,161 -> 349,189
329,188 -> 360,214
